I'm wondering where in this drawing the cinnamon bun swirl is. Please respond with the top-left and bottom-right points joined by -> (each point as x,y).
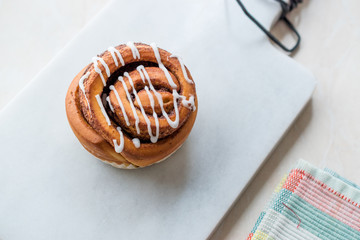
65,42 -> 197,169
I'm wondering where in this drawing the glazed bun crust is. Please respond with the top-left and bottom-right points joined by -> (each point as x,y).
65,43 -> 197,168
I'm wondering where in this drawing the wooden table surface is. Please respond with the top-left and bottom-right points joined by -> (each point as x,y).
1,0 -> 360,239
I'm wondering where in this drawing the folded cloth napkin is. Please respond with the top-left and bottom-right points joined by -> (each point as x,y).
248,159 -> 360,240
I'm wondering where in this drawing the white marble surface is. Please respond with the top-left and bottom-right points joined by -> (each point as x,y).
0,0 -> 359,239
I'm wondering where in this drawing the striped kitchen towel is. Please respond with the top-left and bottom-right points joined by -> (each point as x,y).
248,159 -> 360,240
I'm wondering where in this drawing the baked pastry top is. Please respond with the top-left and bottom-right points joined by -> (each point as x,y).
65,42 -> 197,168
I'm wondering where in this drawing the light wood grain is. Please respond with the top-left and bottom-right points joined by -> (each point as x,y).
210,0 -> 360,239
0,0 -> 109,110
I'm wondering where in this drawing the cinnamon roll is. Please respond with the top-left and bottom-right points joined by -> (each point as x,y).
65,42 -> 197,169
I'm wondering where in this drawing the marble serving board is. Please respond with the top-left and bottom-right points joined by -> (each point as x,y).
0,0 -> 315,239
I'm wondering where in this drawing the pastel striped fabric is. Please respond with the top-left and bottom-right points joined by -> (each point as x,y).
248,160 -> 360,240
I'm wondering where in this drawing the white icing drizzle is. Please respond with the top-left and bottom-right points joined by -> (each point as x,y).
170,54 -> 194,84
109,85 -> 130,126
85,44 -> 195,156
119,75 -> 141,134
137,65 -> 179,128
106,96 -> 115,112
144,86 -> 160,141
137,66 -> 160,138
92,56 -> 110,86
137,66 -> 146,83
108,46 -> 125,67
132,138 -> 140,148
125,71 -> 159,143
78,72 -> 91,110
150,43 -> 177,89
113,127 -> 124,153
95,94 -> 111,126
178,94 -> 196,111
126,42 -> 140,59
